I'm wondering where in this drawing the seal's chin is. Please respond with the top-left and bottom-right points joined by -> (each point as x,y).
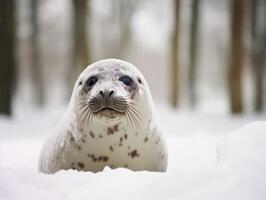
95,108 -> 124,119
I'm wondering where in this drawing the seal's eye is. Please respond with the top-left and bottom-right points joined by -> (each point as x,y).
86,76 -> 98,87
119,75 -> 133,86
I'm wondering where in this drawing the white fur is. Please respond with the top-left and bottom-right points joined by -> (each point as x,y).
38,59 -> 168,173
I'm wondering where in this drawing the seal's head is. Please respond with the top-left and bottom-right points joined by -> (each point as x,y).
71,59 -> 153,129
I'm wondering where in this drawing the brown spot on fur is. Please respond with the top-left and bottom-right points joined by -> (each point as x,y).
128,150 -> 140,158
119,137 -> 123,146
70,137 -> 75,142
89,131 -> 95,138
144,137 -> 148,143
77,162 -> 85,169
135,132 -> 138,136
81,138 -> 86,143
87,154 -> 94,159
124,164 -> 128,168
107,124 -> 119,135
124,134 -> 127,140
99,134 -> 103,138
107,127 -> 114,135
114,124 -> 119,132
98,156 -> 103,162
102,156 -> 109,162
71,162 -> 75,166
87,154 -> 109,162
78,146 -> 82,150
109,146 -> 113,151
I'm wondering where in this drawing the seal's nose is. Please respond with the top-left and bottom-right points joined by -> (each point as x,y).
108,90 -> 114,98
99,89 -> 114,99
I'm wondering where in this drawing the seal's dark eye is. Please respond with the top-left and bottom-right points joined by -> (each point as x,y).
119,75 -> 133,86
86,76 -> 98,87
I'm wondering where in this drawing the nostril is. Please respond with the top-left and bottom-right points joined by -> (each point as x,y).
99,90 -> 104,97
109,90 -> 114,98
99,90 -> 114,99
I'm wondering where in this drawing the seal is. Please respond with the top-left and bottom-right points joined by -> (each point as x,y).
38,59 -> 168,173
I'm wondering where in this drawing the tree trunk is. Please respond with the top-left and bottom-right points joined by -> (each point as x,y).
250,0 -> 266,112
188,0 -> 200,107
253,58 -> 264,112
68,0 -> 90,96
30,0 -> 44,106
170,0 -> 180,108
0,0 -> 16,115
73,0 -> 90,69
228,0 -> 245,114
113,0 -> 137,58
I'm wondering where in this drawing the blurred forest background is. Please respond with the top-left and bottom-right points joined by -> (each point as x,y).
0,0 -> 266,116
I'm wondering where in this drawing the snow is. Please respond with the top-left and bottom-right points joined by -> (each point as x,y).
0,106 -> 266,200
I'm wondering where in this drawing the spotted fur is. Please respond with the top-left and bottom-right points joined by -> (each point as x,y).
38,59 -> 168,174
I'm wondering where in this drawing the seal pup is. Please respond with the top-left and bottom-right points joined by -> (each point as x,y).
38,59 -> 168,173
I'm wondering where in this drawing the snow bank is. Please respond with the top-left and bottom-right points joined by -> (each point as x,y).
217,121 -> 266,166
1,113 -> 266,200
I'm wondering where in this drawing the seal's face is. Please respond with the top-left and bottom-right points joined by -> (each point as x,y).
75,59 -> 144,128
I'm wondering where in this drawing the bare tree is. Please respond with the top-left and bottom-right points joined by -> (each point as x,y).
250,0 -> 266,112
0,0 -> 16,115
170,0 -> 180,108
112,0 -> 138,58
30,0 -> 44,106
228,0 -> 245,114
188,0 -> 200,107
68,0 -> 90,96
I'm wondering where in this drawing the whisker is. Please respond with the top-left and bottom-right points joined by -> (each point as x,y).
126,108 -> 140,128
127,103 -> 143,120
81,106 -> 90,129
79,94 -> 144,129
125,110 -> 134,127
131,109 -> 141,128
84,109 -> 93,128
79,102 -> 89,110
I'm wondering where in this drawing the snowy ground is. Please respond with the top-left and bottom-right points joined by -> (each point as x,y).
0,105 -> 266,200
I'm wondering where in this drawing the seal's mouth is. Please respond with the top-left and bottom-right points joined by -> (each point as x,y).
97,107 -> 120,113
80,97 -> 142,127
95,107 -> 124,118
87,96 -> 128,119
